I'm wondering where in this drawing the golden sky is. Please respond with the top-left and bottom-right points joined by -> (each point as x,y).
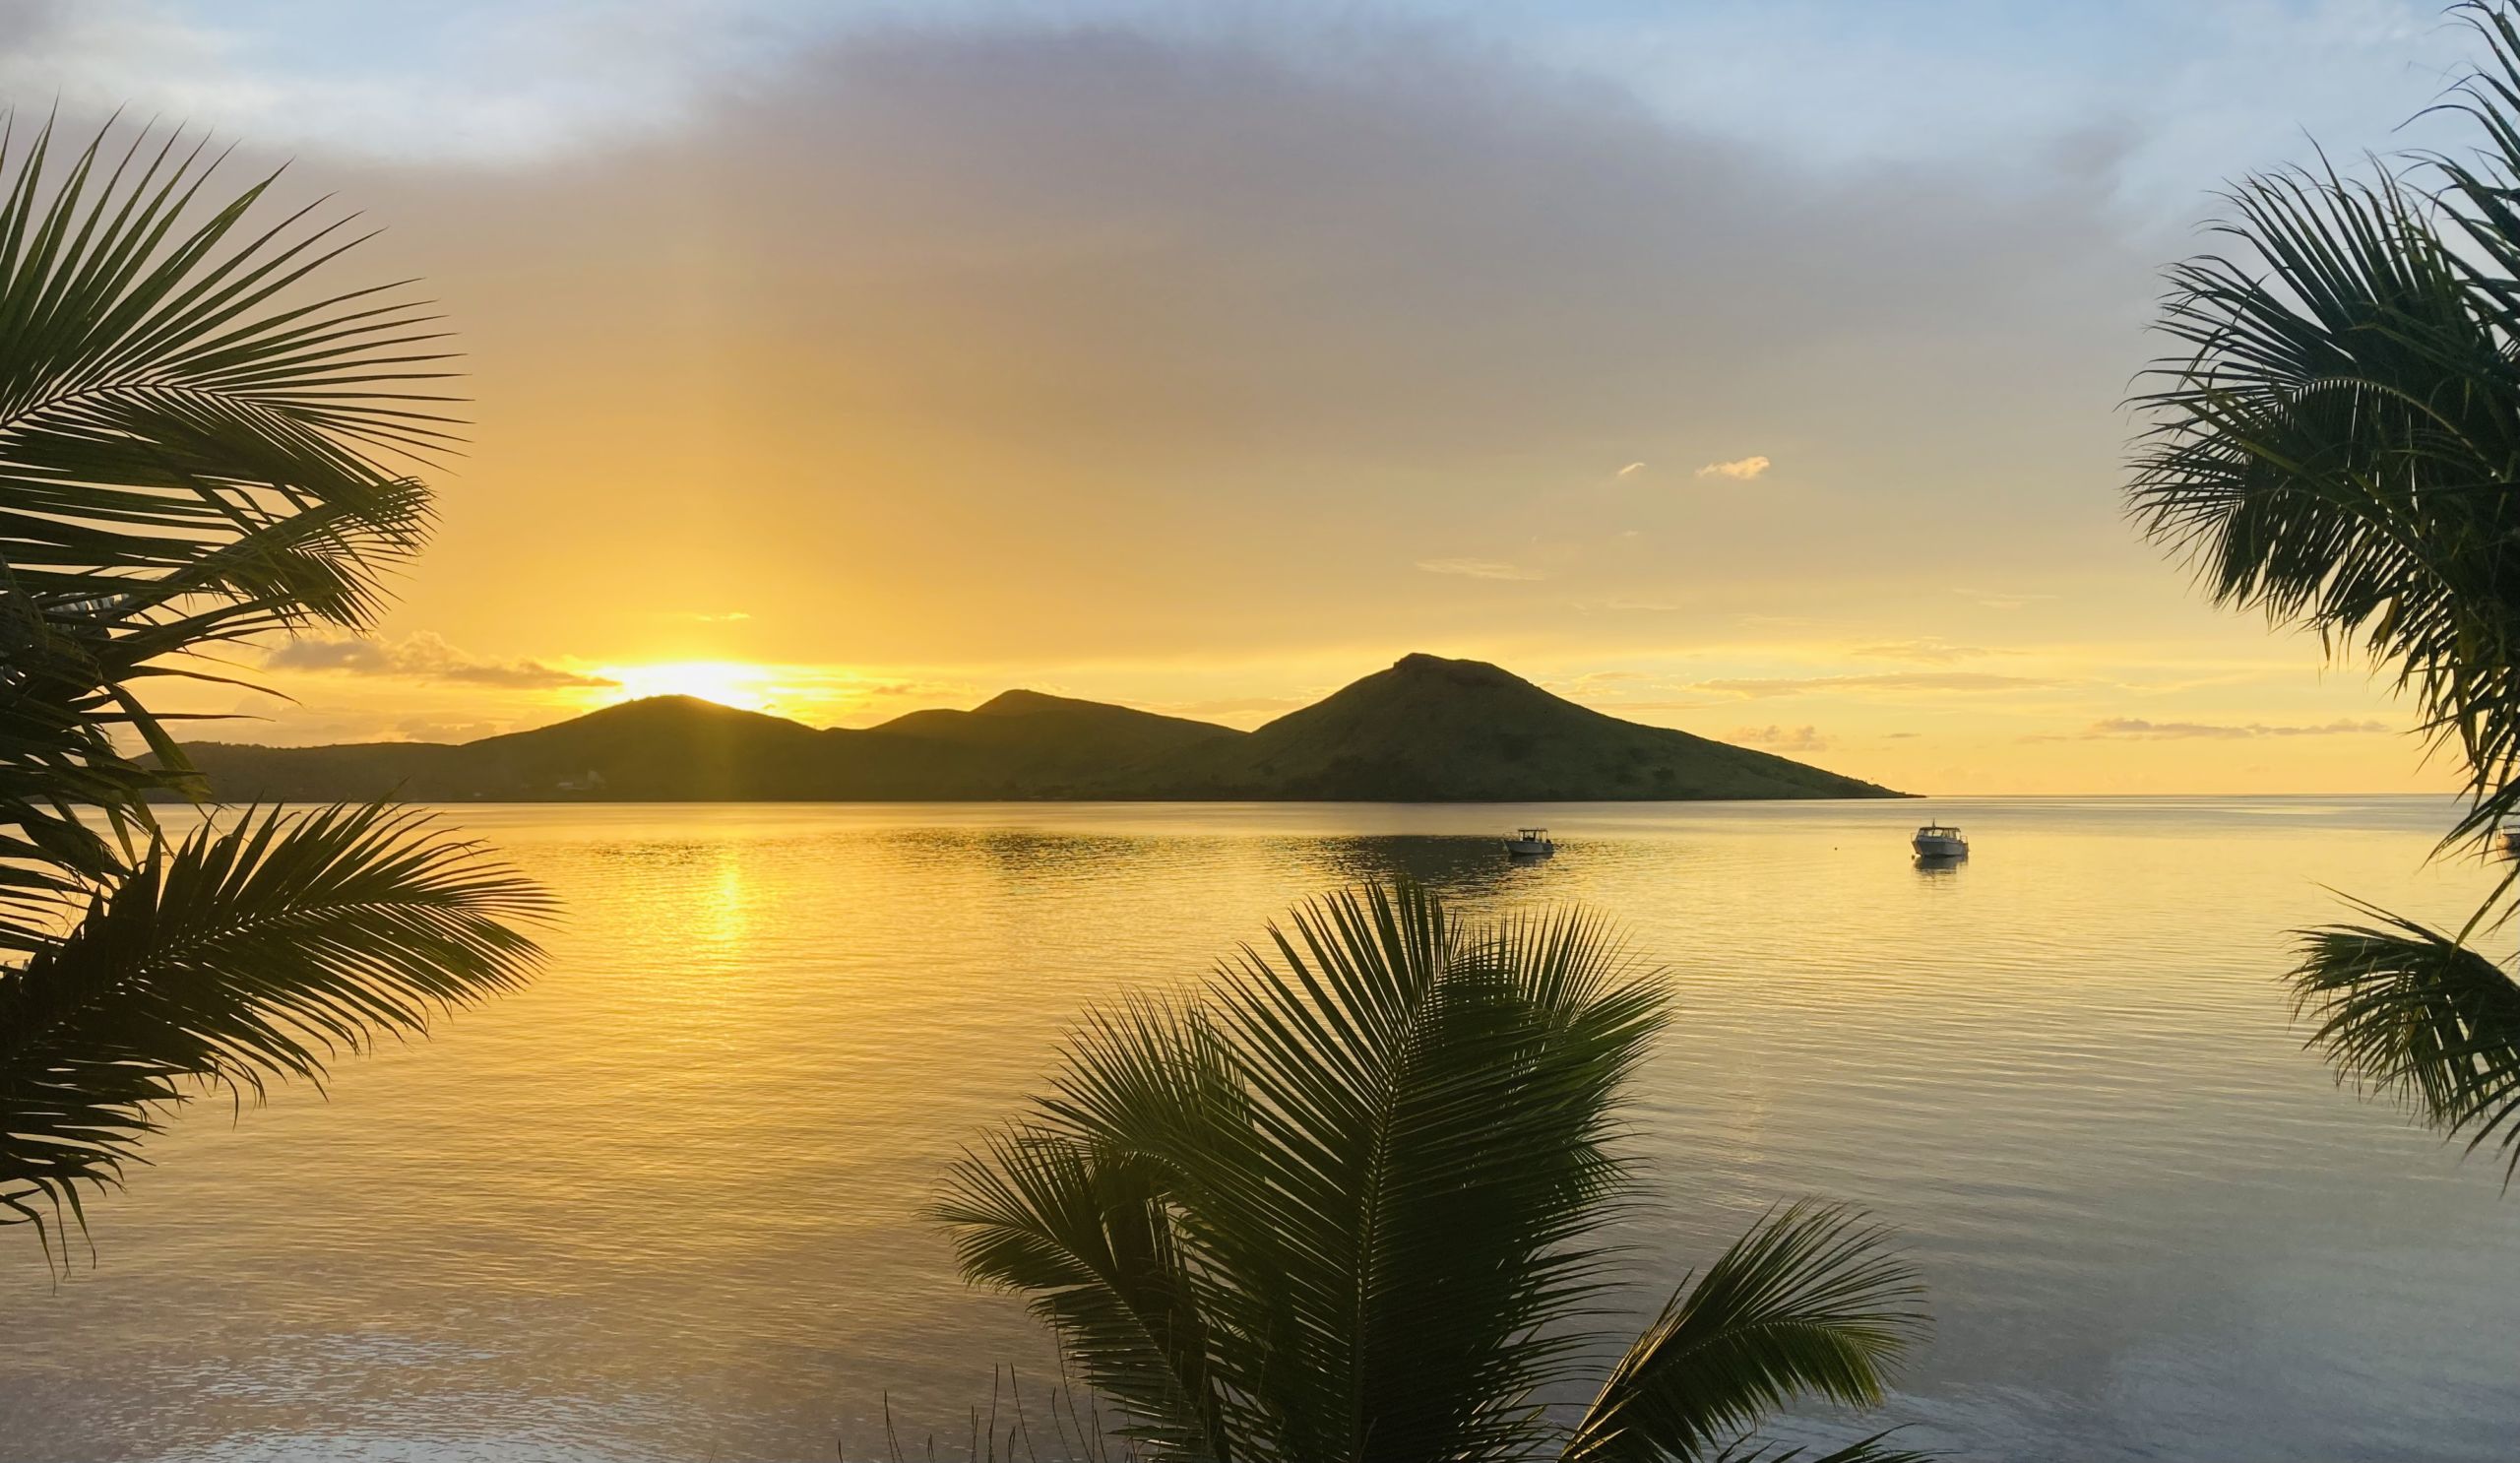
7,1 -> 2483,795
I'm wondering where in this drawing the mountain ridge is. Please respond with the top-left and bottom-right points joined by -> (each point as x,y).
168,653 -> 1908,802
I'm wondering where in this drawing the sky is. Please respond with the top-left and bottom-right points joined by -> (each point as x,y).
0,0 -> 2496,794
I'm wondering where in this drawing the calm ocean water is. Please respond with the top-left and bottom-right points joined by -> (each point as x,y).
7,795 -> 2520,1461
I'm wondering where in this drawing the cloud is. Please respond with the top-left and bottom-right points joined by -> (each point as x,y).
1885,731 -> 1922,739
1695,455 -> 1771,480
1695,671 -> 2067,698
1615,461 -> 1647,477
1417,557 -> 1546,581
1727,724 -> 1830,753
264,632 -> 616,689
663,609 -> 752,623
2052,717 -> 2395,740
1853,638 -> 1994,664
1596,699 -> 1720,712
1953,586 -> 2059,611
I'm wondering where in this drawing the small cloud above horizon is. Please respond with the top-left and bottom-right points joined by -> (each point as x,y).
1697,670 -> 2066,699
1854,637 -> 1994,664
2047,717 -> 2396,741
1727,723 -> 1830,753
1615,462 -> 1647,477
1695,455 -> 1771,481
265,632 -> 615,690
1954,586 -> 2059,611
1417,557 -> 1546,581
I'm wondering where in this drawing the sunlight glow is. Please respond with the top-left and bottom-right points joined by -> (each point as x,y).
599,660 -> 778,711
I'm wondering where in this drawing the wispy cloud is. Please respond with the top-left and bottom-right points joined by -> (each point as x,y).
1695,671 -> 2066,699
2048,717 -> 2395,741
1615,462 -> 1647,477
1953,586 -> 2058,611
1417,557 -> 1546,581
1853,638 -> 1993,664
1727,724 -> 1829,753
665,609 -> 752,623
1695,455 -> 1771,481
264,632 -> 616,689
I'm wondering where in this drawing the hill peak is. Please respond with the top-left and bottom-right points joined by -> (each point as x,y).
1386,652 -> 1525,687
584,694 -> 780,722
971,688 -> 1074,717
168,653 -> 1902,802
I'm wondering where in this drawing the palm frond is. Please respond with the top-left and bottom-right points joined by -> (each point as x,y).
935,1128 -> 1227,1459
0,802 -> 546,1264
1187,886 -> 1663,1462
2127,11 -> 2520,853
937,885 -> 1911,1463
0,114 -> 460,890
2293,902 -> 2520,1177
936,992 -> 1238,1458
1564,1204 -> 1925,1463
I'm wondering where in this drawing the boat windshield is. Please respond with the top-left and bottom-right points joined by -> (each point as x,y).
1516,828 -> 1548,839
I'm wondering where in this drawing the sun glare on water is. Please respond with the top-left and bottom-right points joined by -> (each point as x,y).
601,660 -> 778,712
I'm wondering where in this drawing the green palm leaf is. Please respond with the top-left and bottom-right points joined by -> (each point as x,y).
0,116 -> 547,1266
0,802 -> 546,1263
2128,3 -> 2520,854
1564,1204 -> 1925,1463
2293,904 -> 2520,1176
2125,0 -> 2520,1177
0,115 -> 454,879
936,885 -> 1928,1463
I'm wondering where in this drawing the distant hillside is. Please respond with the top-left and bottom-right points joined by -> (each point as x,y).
169,653 -> 1905,803
1135,654 -> 1891,800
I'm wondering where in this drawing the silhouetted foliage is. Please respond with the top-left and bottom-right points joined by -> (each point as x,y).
2131,1 -> 2520,1173
0,116 -> 545,1266
936,883 -> 1931,1462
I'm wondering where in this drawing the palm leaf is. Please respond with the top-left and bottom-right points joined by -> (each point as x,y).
0,802 -> 546,1266
2127,8 -> 2520,854
935,995 -> 1237,1458
939,886 -> 1923,1463
2293,902 -> 2520,1177
0,114 -> 457,892
1564,1204 -> 1925,1463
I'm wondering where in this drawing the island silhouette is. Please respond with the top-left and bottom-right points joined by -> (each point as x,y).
173,653 -> 1905,802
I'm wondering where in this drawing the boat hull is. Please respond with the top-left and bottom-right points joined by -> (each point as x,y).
1912,835 -> 1967,859
1503,841 -> 1554,858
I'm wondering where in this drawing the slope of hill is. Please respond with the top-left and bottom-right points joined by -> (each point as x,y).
168,653 -> 1905,802
860,689 -> 1240,793
1135,653 -> 1893,800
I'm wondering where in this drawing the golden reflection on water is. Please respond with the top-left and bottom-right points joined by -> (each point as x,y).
9,797 -> 2520,1461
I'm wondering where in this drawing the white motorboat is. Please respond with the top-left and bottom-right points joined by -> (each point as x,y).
1504,827 -> 1556,859
1912,823 -> 1968,859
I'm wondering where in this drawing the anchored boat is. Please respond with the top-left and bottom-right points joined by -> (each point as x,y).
1912,823 -> 1968,859
1503,827 -> 1555,859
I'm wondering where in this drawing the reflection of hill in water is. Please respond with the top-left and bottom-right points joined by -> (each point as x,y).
878,829 -> 1542,904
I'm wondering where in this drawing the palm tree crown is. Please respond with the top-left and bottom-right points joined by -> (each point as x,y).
2128,1 -> 2520,1175
935,883 -> 1929,1463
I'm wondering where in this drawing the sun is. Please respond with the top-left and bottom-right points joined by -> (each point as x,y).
600,660 -> 777,712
